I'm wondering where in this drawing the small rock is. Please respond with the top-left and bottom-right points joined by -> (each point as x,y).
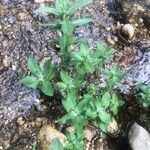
121,24 -> 135,39
38,125 -> 67,150
128,123 -> 150,150
11,64 -> 16,71
3,55 -> 11,67
107,37 -> 115,45
107,119 -> 119,135
35,117 -> 43,127
84,125 -> 98,142
105,26 -> 111,31
0,5 -> 7,16
139,18 -> 144,23
10,133 -> 19,144
18,12 -> 28,20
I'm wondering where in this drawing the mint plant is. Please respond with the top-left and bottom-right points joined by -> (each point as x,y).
71,42 -> 115,75
34,0 -> 92,66
138,84 -> 150,108
20,57 -> 55,96
83,91 -> 124,132
20,0 -> 126,149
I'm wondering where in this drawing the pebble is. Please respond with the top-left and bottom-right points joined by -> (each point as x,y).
105,26 -> 111,31
121,24 -> 135,39
139,18 -> 144,23
107,37 -> 115,45
3,55 -> 11,67
18,12 -> 28,20
35,117 -> 43,127
10,133 -> 19,144
107,119 -> 119,135
0,146 -> 3,150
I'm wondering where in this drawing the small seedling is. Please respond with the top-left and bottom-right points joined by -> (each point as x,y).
34,0 -> 93,65
20,57 -> 55,96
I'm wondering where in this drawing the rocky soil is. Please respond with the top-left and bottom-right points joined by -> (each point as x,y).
0,0 -> 150,149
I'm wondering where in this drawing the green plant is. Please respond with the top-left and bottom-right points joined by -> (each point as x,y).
85,92 -> 124,132
20,58 -> 55,96
34,0 -> 92,65
138,84 -> 150,107
71,42 -> 115,75
20,0 -> 126,149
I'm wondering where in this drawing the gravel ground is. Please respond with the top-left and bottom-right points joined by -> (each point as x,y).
0,0 -> 150,149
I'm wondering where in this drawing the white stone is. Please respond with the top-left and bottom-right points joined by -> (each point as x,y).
128,123 -> 150,150
122,24 -> 135,39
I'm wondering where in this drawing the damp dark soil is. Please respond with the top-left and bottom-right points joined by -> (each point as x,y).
0,0 -> 150,149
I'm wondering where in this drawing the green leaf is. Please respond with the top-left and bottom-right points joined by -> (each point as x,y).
34,7 -> 59,15
60,71 -> 70,83
98,122 -> 108,133
85,62 -> 95,73
57,82 -> 67,91
72,18 -> 92,27
80,42 -> 89,55
50,138 -> 64,150
110,93 -> 124,114
73,52 -> 84,61
27,57 -> 42,77
138,84 -> 150,94
101,92 -> 111,109
55,0 -> 70,14
42,60 -> 55,81
40,81 -> 54,96
98,111 -> 111,124
62,92 -> 77,112
61,21 -> 74,35
32,142 -> 37,150
59,35 -> 74,53
55,0 -> 63,14
68,0 -> 92,14
77,94 -> 92,110
86,108 -> 97,119
39,22 -> 61,29
59,113 -> 72,124
20,76 -> 39,89
73,116 -> 87,133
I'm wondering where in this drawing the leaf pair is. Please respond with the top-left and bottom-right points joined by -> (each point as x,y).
20,58 -> 55,96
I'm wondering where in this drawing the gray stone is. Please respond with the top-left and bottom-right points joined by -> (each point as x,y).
128,123 -> 150,150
